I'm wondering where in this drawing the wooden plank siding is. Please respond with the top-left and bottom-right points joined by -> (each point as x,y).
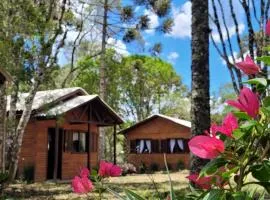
18,107 -> 99,182
126,117 -> 191,170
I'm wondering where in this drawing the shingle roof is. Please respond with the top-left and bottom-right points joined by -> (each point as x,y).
119,114 -> 191,134
37,95 -> 98,117
6,87 -> 123,124
7,87 -> 87,111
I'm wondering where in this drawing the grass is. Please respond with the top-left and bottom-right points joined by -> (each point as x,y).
2,170 -> 190,200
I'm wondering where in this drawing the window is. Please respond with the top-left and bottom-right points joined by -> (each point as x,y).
65,131 -> 87,153
167,139 -> 188,154
136,139 -> 151,153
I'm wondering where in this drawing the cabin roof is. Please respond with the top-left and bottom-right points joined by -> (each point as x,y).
119,114 -> 191,134
7,87 -> 123,124
7,87 -> 87,111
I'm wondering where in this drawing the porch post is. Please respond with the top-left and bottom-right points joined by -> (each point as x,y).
113,124 -> 116,164
53,119 -> 59,181
87,105 -> 91,169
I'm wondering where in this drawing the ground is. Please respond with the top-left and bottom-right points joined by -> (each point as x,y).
2,170 -> 190,200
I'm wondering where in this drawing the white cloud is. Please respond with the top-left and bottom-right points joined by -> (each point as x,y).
212,23 -> 245,43
169,1 -> 245,42
144,9 -> 159,34
169,1 -> 191,38
107,38 -> 129,56
167,52 -> 179,63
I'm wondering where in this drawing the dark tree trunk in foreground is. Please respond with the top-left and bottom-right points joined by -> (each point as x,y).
190,0 -> 210,173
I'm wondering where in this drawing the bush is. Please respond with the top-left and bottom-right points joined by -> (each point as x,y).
149,162 -> 159,172
22,165 -> 35,183
176,160 -> 185,170
162,163 -> 172,172
0,172 -> 8,194
138,162 -> 147,174
120,163 -> 136,176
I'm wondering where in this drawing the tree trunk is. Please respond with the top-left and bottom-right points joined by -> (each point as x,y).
98,0 -> 108,160
190,0 -> 210,173
0,82 -> 7,172
8,78 -> 41,181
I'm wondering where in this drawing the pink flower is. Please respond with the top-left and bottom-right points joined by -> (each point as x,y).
215,113 -> 238,138
98,161 -> 122,177
188,135 -> 224,159
80,167 -> 90,178
235,55 -> 260,75
226,87 -> 260,119
266,20 -> 270,36
72,176 -> 94,194
186,174 -> 212,190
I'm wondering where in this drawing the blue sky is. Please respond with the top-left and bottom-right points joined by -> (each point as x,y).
122,0 -> 259,94
59,0 -> 260,94
132,0 -> 248,94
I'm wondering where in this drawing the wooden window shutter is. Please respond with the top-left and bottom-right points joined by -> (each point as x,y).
152,140 -> 160,153
161,139 -> 168,153
129,140 -> 136,153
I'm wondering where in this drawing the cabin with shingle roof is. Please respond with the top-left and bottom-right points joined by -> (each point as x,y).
8,87 -> 123,182
119,114 -> 191,170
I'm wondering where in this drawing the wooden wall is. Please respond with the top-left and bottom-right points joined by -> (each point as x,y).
126,117 -> 191,170
18,106 -> 100,182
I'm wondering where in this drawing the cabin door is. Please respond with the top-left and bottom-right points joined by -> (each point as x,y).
47,128 -> 63,180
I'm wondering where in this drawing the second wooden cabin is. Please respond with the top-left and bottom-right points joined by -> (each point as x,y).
120,114 -> 191,170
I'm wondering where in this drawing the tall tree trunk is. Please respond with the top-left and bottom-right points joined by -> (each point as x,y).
8,78 -> 41,181
190,0 -> 210,173
0,82 -> 7,172
98,0 -> 108,160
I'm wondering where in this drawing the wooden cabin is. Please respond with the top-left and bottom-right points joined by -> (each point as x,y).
120,114 -> 191,170
7,87 -> 123,182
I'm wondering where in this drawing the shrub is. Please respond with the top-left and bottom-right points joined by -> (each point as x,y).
120,163 -> 136,176
0,172 -> 8,194
22,165 -> 35,183
149,162 -> 159,172
176,160 -> 185,170
138,162 -> 147,174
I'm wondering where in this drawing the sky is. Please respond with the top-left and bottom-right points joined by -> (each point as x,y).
59,0 -> 261,94
129,0 -> 247,94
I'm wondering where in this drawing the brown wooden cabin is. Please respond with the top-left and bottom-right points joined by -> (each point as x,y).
120,114 -> 191,170
7,87 -> 123,182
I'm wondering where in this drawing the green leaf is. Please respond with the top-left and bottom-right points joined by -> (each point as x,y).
240,120 -> 257,129
262,46 -> 270,51
244,78 -> 267,87
263,96 -> 270,107
250,160 -> 270,182
164,154 -> 176,200
233,129 -> 245,140
257,56 -> 270,65
221,166 -> 239,180
200,158 -> 227,177
233,112 -> 251,120
232,192 -> 252,200
124,189 -> 146,200
202,190 -> 225,200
